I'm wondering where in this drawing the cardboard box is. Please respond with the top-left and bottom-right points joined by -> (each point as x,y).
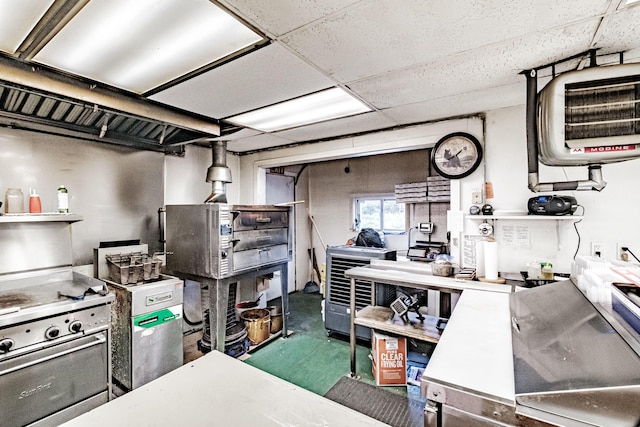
371,331 -> 407,386
256,277 -> 270,292
406,351 -> 428,403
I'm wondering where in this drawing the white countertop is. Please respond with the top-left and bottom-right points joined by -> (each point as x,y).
61,351 -> 388,427
421,289 -> 515,405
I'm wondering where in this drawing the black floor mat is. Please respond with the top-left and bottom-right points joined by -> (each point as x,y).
324,376 -> 424,427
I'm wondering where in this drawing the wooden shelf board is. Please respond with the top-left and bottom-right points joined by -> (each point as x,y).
354,305 -> 441,344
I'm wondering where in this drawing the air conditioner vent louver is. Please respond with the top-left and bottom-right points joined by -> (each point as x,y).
328,257 -> 372,309
565,77 -> 640,141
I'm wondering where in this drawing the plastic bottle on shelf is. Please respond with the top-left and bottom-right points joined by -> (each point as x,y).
5,188 -> 24,213
541,262 -> 554,280
29,188 -> 42,214
57,185 -> 69,213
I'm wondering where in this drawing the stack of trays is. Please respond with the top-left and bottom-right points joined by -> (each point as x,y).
426,176 -> 450,202
395,182 -> 427,203
394,177 -> 451,203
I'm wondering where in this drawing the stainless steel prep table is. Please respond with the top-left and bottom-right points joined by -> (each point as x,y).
344,260 -> 513,378
59,350 -> 388,427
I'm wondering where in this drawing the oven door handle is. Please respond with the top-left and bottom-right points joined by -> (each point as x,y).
0,334 -> 106,376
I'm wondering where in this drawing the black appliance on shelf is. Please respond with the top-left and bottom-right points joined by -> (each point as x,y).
324,245 -> 396,340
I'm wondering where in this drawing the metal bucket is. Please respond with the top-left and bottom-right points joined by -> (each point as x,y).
235,300 -> 258,321
240,308 -> 271,345
267,306 -> 283,334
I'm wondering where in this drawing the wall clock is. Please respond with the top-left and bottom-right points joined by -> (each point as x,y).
430,132 -> 483,179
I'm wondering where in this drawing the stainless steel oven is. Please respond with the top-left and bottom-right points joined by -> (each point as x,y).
165,204 -> 291,279
0,269 -> 113,427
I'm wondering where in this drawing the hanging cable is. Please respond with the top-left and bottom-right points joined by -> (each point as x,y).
572,205 -> 585,259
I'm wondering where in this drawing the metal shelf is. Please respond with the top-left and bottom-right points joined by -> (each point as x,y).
0,213 -> 83,223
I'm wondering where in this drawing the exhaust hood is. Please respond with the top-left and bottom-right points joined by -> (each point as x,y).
0,56 -> 220,152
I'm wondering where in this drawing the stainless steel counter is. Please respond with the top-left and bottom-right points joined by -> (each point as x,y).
59,350 -> 387,427
421,289 -> 517,426
422,278 -> 640,427
344,260 -> 514,379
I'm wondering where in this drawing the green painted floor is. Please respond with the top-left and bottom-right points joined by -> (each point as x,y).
243,291 -> 410,397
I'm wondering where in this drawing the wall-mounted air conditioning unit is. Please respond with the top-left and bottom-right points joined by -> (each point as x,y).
537,62 -> 640,167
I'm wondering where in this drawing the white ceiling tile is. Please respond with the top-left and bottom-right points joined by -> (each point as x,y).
348,19 -> 599,109
220,0 -> 362,37
592,5 -> 640,54
281,0 -> 609,82
150,43 -> 335,118
382,83 -> 527,125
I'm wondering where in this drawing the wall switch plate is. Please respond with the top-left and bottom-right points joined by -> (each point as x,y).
472,190 -> 482,204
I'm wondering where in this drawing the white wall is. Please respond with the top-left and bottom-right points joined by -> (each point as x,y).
483,105 -> 640,274
0,128 -> 164,265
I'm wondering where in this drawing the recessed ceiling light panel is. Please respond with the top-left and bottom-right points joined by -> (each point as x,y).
0,0 -> 54,54
227,88 -> 372,132
32,0 -> 263,93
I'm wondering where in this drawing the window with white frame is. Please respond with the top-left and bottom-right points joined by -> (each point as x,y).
354,195 -> 406,232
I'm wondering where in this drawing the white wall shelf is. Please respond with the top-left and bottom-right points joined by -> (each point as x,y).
466,215 -> 582,221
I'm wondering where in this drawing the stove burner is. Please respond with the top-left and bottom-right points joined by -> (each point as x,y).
0,294 -> 32,310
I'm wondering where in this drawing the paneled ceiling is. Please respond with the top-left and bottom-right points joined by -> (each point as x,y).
1,0 -> 639,154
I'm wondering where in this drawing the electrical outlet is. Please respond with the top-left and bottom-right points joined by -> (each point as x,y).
472,189 -> 482,204
617,243 -> 629,261
591,242 -> 604,257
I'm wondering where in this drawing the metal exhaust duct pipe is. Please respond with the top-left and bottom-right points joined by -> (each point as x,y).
205,140 -> 232,203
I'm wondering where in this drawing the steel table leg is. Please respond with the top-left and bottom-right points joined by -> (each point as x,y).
209,278 -> 229,353
349,276 -> 357,377
280,263 -> 289,337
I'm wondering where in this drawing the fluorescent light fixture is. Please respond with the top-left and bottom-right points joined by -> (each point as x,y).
32,0 -> 263,93
227,88 -> 372,132
0,0 -> 54,54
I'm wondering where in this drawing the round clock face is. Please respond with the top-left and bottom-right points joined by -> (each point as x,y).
430,132 -> 483,179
